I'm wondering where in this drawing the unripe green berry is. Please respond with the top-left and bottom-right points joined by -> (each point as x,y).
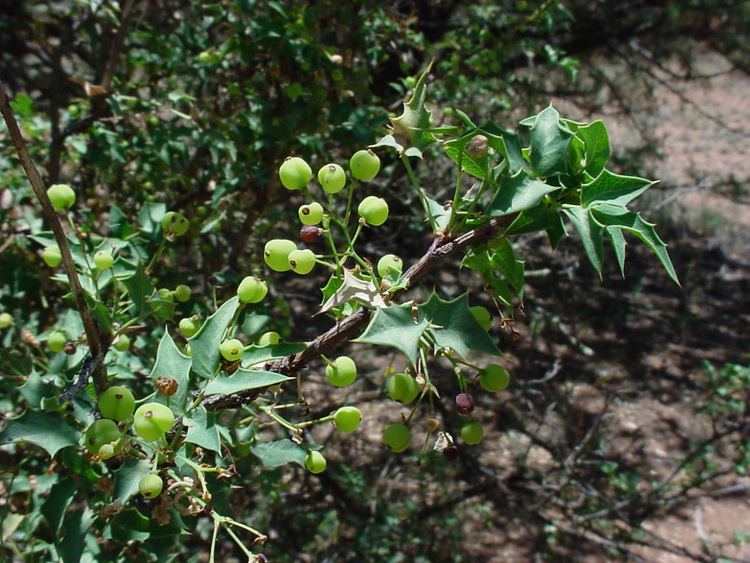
350,150 -> 380,181
334,406 -> 362,433
47,184 -> 76,211
288,249 -> 316,275
357,196 -> 389,226
158,288 -> 174,302
161,211 -> 189,237
179,317 -> 200,338
48,331 -> 66,353
173,284 -> 191,302
133,402 -> 175,441
383,423 -> 411,453
42,245 -> 62,268
279,157 -> 313,190
325,356 -> 357,387
377,254 -> 403,277
317,163 -> 346,194
264,239 -> 297,272
304,450 -> 326,474
386,373 -> 420,404
237,276 -> 268,304
98,443 -> 116,460
298,202 -> 324,225
460,421 -> 484,445
113,334 -> 130,352
470,306 -> 492,331
93,250 -> 114,270
138,474 -> 164,498
479,364 -> 510,392
83,419 -> 121,454
0,313 -> 13,329
257,331 -> 280,346
98,385 -> 135,421
219,338 -> 243,361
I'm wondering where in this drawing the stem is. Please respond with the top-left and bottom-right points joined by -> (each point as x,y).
0,84 -> 110,394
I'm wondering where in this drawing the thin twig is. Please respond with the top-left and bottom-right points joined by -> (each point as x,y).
0,84 -> 110,394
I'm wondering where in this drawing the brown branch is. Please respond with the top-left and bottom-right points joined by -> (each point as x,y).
0,83 -> 110,395
202,215 -> 517,410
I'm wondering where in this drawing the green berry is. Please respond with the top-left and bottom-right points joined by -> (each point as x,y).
288,249 -> 316,275
83,419 -> 121,454
257,331 -> 280,346
133,402 -> 175,441
237,276 -> 268,304
138,474 -> 164,498
325,356 -> 357,387
350,150 -> 380,181
304,450 -> 326,474
317,163 -> 346,194
179,317 -> 200,338
298,202 -> 324,225
0,313 -> 13,329
219,338 -> 243,361
93,250 -> 114,270
382,423 -> 411,453
48,331 -> 66,353
377,254 -> 403,277
158,288 -> 174,302
161,211 -> 189,237
173,284 -> 191,302
357,196 -> 389,226
98,443 -> 116,460
386,373 -> 420,404
479,364 -> 510,392
264,239 -> 297,272
460,422 -> 484,445
42,245 -> 62,268
113,334 -> 130,352
279,157 -> 313,190
470,306 -> 492,331
333,406 -> 362,433
98,385 -> 135,421
47,184 -> 76,211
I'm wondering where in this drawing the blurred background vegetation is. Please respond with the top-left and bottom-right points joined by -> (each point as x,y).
1,1 -> 749,561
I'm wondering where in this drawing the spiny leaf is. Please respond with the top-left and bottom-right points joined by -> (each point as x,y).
582,169 -> 654,207
0,410 -> 79,457
563,206 -> 604,277
252,439 -> 308,468
419,292 -> 501,358
203,369 -> 291,396
527,106 -> 573,177
184,407 -> 221,454
487,171 -> 561,217
150,329 -> 191,414
591,204 -> 679,285
190,296 -> 240,378
390,60 -> 435,150
355,304 -> 430,365
566,119 -> 610,177
607,226 -> 627,277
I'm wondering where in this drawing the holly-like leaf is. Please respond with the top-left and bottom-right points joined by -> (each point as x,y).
487,171 -> 561,217
419,293 -> 501,358
563,206 -> 604,277
149,329 -> 191,414
480,122 -> 526,174
390,61 -> 435,150
251,439 -> 308,468
58,507 -> 94,563
121,266 -> 153,316
42,479 -> 77,535
202,369 -> 290,396
426,197 -> 452,231
607,226 -> 627,277
184,407 -> 221,454
190,296 -> 240,378
591,204 -> 679,285
528,106 -> 573,177
355,304 -> 429,365
566,119 -> 610,177
490,239 -> 525,295
0,410 -> 79,457
582,169 -> 654,207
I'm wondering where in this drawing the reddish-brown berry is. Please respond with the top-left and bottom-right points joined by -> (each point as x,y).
300,225 -> 323,244
456,392 -> 475,415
